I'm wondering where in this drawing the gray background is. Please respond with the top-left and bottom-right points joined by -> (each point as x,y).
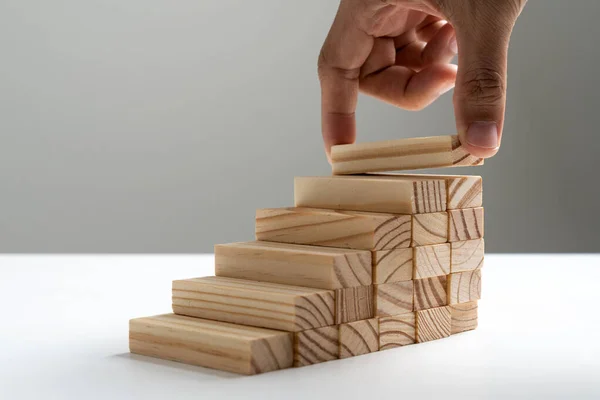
1,0 -> 599,253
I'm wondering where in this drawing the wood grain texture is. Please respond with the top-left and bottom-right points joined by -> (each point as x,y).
339,318 -> 379,359
445,175 -> 483,209
451,239 -> 484,273
450,136 -> 485,167
450,301 -> 478,334
374,281 -> 414,317
294,175 -> 446,214
172,277 -> 335,332
331,135 -> 483,175
412,212 -> 448,246
129,314 -> 293,375
256,207 -> 411,250
448,207 -> 484,242
448,270 -> 482,305
215,241 -> 372,289
336,285 -> 374,324
379,313 -> 416,350
414,275 -> 448,311
365,173 -> 482,210
416,306 -> 451,343
372,248 -> 413,284
294,326 -> 339,367
414,244 -> 451,279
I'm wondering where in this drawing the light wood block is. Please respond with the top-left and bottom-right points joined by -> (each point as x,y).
372,248 -> 413,284
412,212 -> 448,246
448,207 -> 484,242
129,314 -> 293,375
339,318 -> 379,359
215,241 -> 371,289
414,244 -> 451,279
448,270 -> 482,305
445,175 -> 483,209
256,207 -> 411,250
450,301 -> 478,334
172,277 -> 335,332
294,175 -> 446,214
331,135 -> 484,175
416,306 -> 451,343
451,239 -> 484,273
374,281 -> 414,316
414,275 -> 448,311
294,326 -> 339,367
379,313 -> 416,350
336,286 -> 374,324
366,173 -> 483,210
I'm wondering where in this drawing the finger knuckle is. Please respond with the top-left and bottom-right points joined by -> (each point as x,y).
318,47 -> 361,82
506,0 -> 527,18
411,105 -> 427,112
407,101 -> 428,112
437,0 -> 525,25
397,95 -> 429,111
461,67 -> 505,105
317,48 -> 330,80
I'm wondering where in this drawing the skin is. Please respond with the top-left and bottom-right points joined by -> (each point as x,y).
318,0 -> 527,161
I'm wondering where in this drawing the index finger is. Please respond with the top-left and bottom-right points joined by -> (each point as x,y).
318,2 -> 374,160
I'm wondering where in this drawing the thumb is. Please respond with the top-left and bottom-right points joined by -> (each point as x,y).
451,5 -> 520,158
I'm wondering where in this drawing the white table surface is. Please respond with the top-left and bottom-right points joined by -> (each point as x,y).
1,254 -> 599,400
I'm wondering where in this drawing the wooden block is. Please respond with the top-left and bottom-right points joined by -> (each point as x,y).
414,244 -> 451,279
412,212 -> 448,246
129,314 -> 293,375
445,175 -> 483,210
294,326 -> 339,367
339,318 -> 379,359
374,281 -> 413,316
448,207 -> 484,242
450,301 -> 478,334
372,248 -> 413,284
365,173 -> 483,210
331,135 -> 484,175
256,207 -> 411,250
451,239 -> 484,273
336,286 -> 374,324
414,275 -> 448,311
172,277 -> 335,332
416,306 -> 451,343
215,241 -> 371,289
378,313 -> 416,350
294,175 -> 446,214
448,270 -> 482,305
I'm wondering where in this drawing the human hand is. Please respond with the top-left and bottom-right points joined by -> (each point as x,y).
318,0 -> 526,160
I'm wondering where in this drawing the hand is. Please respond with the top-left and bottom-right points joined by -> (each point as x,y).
318,0 -> 526,160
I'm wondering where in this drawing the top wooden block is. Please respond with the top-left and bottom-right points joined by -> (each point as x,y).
331,135 -> 484,175
294,175 -> 446,214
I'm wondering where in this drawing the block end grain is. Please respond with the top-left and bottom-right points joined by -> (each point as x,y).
416,306 -> 451,343
379,313 -> 416,350
450,301 -> 478,334
339,318 -> 379,359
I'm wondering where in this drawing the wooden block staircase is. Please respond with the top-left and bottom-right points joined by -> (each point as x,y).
129,135 -> 485,375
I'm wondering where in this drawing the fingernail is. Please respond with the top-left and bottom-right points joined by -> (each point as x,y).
466,121 -> 499,149
449,36 -> 458,54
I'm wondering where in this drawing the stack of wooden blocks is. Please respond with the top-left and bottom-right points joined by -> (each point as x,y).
130,135 -> 485,375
